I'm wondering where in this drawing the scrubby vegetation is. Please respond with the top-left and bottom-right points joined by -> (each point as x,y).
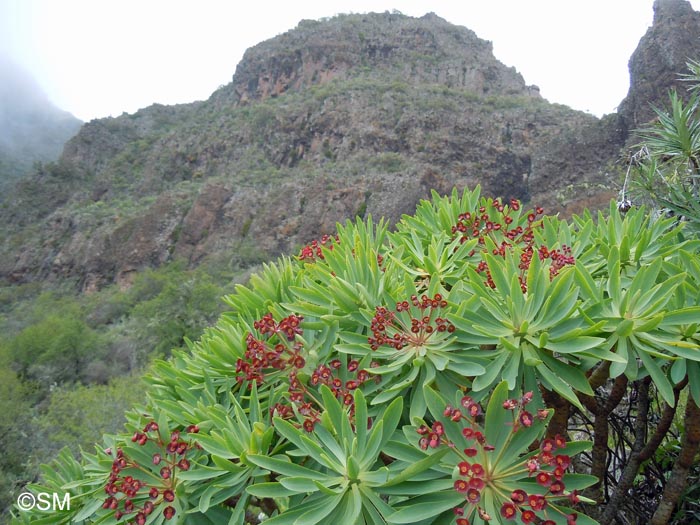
626,58 -> 700,238
8,183 -> 700,525
0,261 -> 239,520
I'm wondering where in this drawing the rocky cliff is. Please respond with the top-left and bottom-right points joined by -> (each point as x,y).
618,0 -> 700,128
1,3 -> 697,291
213,12 -> 535,105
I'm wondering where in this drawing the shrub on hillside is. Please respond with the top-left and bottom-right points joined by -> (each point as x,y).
13,187 -> 700,524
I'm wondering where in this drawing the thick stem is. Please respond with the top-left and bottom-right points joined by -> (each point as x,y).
541,388 -> 571,439
588,374 -> 629,502
599,377 -> 651,524
578,360 -> 611,414
650,397 -> 700,525
639,377 -> 687,462
588,360 -> 611,391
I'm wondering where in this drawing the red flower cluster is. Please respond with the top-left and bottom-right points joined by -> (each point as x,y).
298,234 -> 339,262
538,245 -> 576,279
450,197 -> 575,292
236,313 -> 305,385
368,293 -> 455,351
273,358 -> 378,433
103,422 -> 200,523
439,392 -> 581,525
502,391 -> 550,433
498,401 -> 578,523
450,198 -> 538,247
417,420 -> 446,450
252,312 -> 303,341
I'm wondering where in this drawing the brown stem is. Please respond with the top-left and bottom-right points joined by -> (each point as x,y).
578,361 -> 612,415
588,374 -> 629,502
639,377 -> 687,462
259,497 -> 279,518
650,396 -> 700,525
599,377 -> 651,524
578,391 -> 599,414
588,360 -> 611,391
541,388 -> 571,438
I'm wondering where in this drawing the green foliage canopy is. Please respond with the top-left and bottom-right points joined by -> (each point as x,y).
13,187 -> 700,525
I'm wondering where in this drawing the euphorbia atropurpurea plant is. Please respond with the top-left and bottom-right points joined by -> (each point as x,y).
14,187 -> 700,525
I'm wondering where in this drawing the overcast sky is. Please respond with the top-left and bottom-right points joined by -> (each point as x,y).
1,0 -> 698,122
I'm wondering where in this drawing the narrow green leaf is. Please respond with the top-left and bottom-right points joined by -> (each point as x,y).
313,425 -> 346,467
484,381 -> 511,452
663,306 -> 700,325
473,351 -> 509,391
280,476 -> 332,493
262,496 -> 334,525
561,473 -> 598,491
246,482 -> 298,498
320,385 -> 345,434
545,336 -> 606,354
380,447 -> 450,487
538,352 -> 594,396
536,363 -> 583,410
636,349 -> 675,406
354,389 -> 368,451
387,492 -> 464,523
247,455 -> 332,480
381,396 -> 404,443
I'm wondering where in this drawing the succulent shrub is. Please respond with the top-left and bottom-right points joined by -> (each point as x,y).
13,186 -> 700,524
627,59 -> 700,237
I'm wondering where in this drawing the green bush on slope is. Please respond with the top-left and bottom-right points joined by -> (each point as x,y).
12,187 -> 700,525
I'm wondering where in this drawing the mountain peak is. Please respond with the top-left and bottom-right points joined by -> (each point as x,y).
211,12 -> 539,107
619,0 -> 700,127
653,0 -> 696,22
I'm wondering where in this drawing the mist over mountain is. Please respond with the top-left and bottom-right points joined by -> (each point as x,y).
0,56 -> 82,195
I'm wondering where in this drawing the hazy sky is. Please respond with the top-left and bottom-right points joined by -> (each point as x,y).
2,0 -> 698,122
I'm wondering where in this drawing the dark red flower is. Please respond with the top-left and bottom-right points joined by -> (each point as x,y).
536,472 -> 552,487
469,477 -> 485,490
511,489 -> 527,503
528,494 -> 547,511
555,454 -> 571,469
500,501 -> 517,520
454,479 -> 469,493
549,480 -> 565,495
470,463 -> 485,477
519,410 -> 533,427
466,488 -> 481,504
540,439 -> 555,452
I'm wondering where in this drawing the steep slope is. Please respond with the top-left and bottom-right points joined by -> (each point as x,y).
0,58 -> 82,195
618,0 -> 700,128
1,6 -> 692,290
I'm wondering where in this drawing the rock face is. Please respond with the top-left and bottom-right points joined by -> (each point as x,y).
213,13 -> 536,106
618,0 -> 700,128
0,5 -> 697,290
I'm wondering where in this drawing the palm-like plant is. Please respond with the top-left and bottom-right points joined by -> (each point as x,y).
629,61 -> 700,236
